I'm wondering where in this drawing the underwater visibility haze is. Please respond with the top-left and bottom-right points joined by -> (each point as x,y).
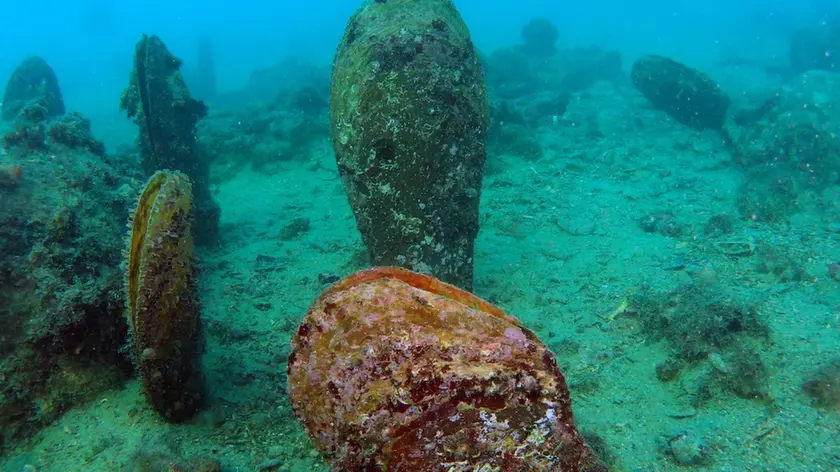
0,0 -> 839,470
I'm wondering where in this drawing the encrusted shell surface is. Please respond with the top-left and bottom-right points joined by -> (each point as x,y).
125,170 -> 204,422
288,267 -> 603,471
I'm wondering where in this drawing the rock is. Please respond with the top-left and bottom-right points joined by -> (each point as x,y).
255,254 -> 285,272
239,57 -> 330,106
595,252 -> 612,266
520,18 -> 559,57
1,107 -> 48,152
0,107 -> 131,444
802,359 -> 840,409
829,263 -> 840,282
667,432 -> 708,466
0,164 -> 23,189
729,71 -> 840,193
291,86 -> 328,116
317,273 -> 340,284
47,112 -> 106,156
704,214 -> 734,236
482,47 -> 536,100
619,249 -> 636,261
789,24 -> 840,74
2,103 -> 105,156
278,217 -> 310,241
192,459 -> 222,472
656,358 -> 684,382
631,55 -> 730,130
638,210 -> 682,237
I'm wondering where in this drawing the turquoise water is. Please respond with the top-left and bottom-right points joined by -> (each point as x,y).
1,1 -> 839,471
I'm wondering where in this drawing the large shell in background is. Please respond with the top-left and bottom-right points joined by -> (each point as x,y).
125,170 -> 204,422
630,54 -> 730,131
330,0 -> 490,291
287,267 -> 603,471
1,56 -> 65,121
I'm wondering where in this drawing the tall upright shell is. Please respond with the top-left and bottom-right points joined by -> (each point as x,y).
125,170 -> 204,422
331,0 -> 490,291
120,34 -> 220,246
288,267 -> 604,471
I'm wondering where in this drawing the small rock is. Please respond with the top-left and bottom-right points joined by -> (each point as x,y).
708,352 -> 729,374
231,371 -> 256,387
222,420 -> 237,432
619,249 -> 636,261
318,273 -> 340,284
802,360 -> 840,409
595,252 -> 612,265
255,254 -> 285,272
704,214 -> 733,235
828,222 -> 840,233
770,283 -> 794,295
279,217 -> 311,240
667,407 -> 697,419
258,458 -> 284,470
656,358 -> 684,382
549,339 -> 580,357
667,432 -> 707,465
639,210 -> 682,237
828,262 -> 840,282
